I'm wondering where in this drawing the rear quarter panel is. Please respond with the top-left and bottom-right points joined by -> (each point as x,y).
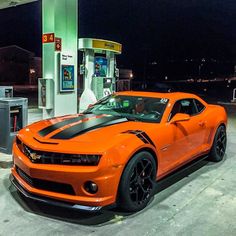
205,104 -> 227,147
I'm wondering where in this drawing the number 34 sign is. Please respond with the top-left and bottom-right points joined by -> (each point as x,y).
42,33 -> 55,43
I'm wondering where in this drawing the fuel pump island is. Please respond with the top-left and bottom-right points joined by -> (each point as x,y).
0,1 -> 124,153
78,38 -> 122,112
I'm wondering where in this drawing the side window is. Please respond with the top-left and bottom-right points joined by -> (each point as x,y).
194,99 -> 205,113
179,99 -> 197,115
169,99 -> 197,121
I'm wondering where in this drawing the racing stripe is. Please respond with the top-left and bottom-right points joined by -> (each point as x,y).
38,114 -> 94,137
51,116 -> 126,140
136,133 -> 149,144
141,132 -> 156,147
122,130 -> 156,147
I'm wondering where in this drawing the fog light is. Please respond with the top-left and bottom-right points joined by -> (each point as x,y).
84,181 -> 98,194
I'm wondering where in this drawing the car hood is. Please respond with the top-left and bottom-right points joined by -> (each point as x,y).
18,114 -> 158,153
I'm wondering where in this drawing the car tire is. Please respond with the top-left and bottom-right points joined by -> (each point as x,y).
208,125 -> 227,162
118,151 -> 157,212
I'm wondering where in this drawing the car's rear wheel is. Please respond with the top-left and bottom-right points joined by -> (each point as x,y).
208,125 -> 227,162
118,151 -> 157,212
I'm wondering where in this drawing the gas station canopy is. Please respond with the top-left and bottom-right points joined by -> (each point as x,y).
0,0 -> 37,9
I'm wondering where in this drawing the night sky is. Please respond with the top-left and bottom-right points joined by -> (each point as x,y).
0,0 -> 236,77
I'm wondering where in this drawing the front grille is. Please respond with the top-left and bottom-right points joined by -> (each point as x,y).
16,137 -> 101,166
16,166 -> 75,195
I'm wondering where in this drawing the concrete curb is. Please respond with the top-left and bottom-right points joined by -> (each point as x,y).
218,101 -> 236,106
28,108 -> 41,113
0,160 -> 13,169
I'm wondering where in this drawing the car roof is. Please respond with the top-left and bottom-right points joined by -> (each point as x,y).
116,91 -> 200,101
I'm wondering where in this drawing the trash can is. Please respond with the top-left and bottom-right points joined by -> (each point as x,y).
0,97 -> 28,154
0,86 -> 13,98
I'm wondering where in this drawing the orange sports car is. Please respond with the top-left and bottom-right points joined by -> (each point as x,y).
11,91 -> 227,212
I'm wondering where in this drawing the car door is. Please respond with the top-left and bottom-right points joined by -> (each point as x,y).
158,99 -> 207,175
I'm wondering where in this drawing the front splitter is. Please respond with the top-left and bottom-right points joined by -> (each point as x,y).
10,174 -> 103,212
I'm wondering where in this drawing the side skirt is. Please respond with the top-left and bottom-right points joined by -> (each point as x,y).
154,155 -> 209,194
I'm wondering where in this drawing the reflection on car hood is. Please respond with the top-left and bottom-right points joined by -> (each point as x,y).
37,114 -> 128,140
18,114 -> 159,153
26,113 -> 155,141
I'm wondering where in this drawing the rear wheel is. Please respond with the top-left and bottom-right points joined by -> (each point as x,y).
118,151 -> 157,212
208,125 -> 227,162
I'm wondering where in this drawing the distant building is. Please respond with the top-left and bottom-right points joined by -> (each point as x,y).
29,56 -> 42,85
0,45 -> 41,85
117,69 -> 133,91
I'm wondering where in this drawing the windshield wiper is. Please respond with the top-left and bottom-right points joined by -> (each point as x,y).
124,116 -> 138,121
82,111 -> 93,114
115,115 -> 143,122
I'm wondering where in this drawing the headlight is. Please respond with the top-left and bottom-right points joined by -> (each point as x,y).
16,136 -> 101,166
16,136 -> 21,146
60,154 -> 101,166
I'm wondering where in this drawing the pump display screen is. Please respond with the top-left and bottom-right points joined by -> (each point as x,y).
94,57 -> 107,77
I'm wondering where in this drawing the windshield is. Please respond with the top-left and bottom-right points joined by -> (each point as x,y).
83,94 -> 169,123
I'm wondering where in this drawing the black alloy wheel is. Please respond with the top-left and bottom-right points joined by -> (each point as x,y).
209,125 -> 227,162
216,127 -> 227,158
118,151 -> 157,212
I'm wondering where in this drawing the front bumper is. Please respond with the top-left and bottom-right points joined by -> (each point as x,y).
11,142 -> 124,209
10,174 -> 105,211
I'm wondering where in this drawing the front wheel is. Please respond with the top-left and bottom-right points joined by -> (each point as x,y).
208,125 -> 227,162
118,151 -> 157,212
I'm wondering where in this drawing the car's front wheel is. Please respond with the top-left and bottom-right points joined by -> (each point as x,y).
118,151 -> 157,212
208,125 -> 227,162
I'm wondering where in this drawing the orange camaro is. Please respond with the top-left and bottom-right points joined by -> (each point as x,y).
11,91 -> 227,212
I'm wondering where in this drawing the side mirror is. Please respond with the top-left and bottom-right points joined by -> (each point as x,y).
170,113 -> 190,124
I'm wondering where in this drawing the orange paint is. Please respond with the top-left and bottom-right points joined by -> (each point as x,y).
11,91 -> 227,208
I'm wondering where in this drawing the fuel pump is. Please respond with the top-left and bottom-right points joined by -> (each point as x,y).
78,38 -> 122,112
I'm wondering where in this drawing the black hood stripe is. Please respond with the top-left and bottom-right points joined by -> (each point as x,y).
122,130 -> 156,147
51,116 -> 127,140
38,114 -> 94,137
